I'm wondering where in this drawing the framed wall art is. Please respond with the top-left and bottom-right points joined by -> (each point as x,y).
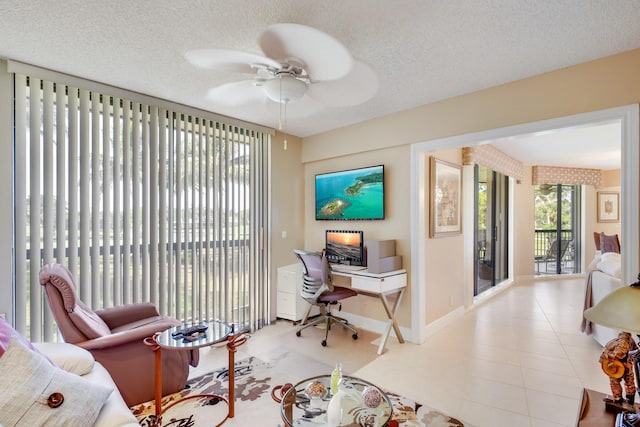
597,191 -> 620,223
430,156 -> 462,237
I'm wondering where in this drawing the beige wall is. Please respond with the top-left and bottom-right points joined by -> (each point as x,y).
423,149 -> 464,322
302,145 -> 412,327
270,132 -> 305,319
513,166 -> 536,277
291,48 -> 640,332
584,169 -> 622,263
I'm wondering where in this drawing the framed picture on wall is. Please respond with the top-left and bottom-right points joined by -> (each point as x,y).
597,191 -> 620,223
430,156 -> 462,237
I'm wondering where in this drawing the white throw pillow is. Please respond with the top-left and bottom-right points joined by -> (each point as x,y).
601,251 -> 621,263
33,341 -> 95,376
0,337 -> 112,427
587,257 -> 600,272
597,256 -> 622,278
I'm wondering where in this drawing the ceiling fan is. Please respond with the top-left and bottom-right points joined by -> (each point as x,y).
184,23 -> 379,112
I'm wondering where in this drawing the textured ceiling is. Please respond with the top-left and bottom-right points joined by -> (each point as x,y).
490,120 -> 622,170
0,0 -> 638,168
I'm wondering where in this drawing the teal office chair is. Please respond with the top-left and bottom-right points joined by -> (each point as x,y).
293,249 -> 358,347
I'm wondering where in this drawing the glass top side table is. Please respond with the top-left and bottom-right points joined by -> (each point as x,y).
144,320 -> 248,427
277,374 -> 393,427
155,320 -> 232,349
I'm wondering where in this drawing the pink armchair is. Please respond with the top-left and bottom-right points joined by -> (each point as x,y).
39,263 -> 199,407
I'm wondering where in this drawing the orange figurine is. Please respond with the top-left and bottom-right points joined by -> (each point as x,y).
600,331 -> 639,405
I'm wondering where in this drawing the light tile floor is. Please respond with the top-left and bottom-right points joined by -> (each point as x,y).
192,276 -> 608,427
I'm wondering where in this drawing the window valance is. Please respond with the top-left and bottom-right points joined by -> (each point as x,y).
531,166 -> 602,187
462,145 -> 524,182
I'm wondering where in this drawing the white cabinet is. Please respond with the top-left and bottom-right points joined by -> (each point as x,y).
276,263 -> 310,322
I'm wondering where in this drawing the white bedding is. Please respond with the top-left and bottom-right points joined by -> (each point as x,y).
596,252 -> 622,278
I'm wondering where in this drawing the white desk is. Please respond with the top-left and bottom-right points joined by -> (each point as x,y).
330,267 -> 407,355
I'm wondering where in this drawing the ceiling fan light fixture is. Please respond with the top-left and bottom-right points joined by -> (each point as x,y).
263,75 -> 307,103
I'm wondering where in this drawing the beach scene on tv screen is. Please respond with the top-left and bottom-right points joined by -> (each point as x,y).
326,232 -> 362,262
315,166 -> 384,220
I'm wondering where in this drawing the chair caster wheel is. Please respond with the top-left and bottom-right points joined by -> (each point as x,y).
321,340 -> 327,347
296,331 -> 301,337
352,334 -> 358,340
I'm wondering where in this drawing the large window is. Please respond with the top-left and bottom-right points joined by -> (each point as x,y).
534,184 -> 580,275
13,73 -> 271,341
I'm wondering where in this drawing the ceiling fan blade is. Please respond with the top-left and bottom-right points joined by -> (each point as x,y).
259,23 -> 353,82
206,80 -> 264,107
185,48 -> 280,73
306,60 -> 379,108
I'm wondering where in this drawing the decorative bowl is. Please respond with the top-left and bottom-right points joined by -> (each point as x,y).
305,380 -> 328,401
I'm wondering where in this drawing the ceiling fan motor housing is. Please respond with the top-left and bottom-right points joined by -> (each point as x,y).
262,74 -> 308,103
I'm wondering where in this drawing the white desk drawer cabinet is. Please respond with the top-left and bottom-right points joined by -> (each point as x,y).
278,266 -> 298,293
276,263 -> 309,321
350,271 -> 406,293
276,292 -> 300,319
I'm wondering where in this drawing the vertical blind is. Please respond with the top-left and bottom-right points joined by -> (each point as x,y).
13,74 -> 271,341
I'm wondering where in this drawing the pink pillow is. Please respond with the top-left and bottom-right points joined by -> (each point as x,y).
600,233 -> 621,254
0,316 -> 54,365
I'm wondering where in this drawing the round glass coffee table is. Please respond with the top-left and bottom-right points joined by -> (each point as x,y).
144,320 -> 248,427
277,375 -> 393,427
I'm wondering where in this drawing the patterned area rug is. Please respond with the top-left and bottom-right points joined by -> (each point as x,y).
131,356 -> 468,426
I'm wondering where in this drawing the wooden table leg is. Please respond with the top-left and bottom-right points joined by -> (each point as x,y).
226,331 -> 248,419
144,334 -> 163,427
154,345 -> 162,424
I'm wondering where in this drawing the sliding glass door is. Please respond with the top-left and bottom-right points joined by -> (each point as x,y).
474,165 -> 509,296
534,184 -> 581,275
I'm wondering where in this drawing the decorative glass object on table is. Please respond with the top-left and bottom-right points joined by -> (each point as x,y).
278,374 -> 392,427
330,362 -> 342,394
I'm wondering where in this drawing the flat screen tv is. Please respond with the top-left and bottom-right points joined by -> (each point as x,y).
315,165 -> 384,220
325,230 -> 365,266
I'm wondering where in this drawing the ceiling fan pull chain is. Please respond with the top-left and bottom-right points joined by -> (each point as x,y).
277,75 -> 289,150
284,100 -> 288,150
278,75 -> 283,130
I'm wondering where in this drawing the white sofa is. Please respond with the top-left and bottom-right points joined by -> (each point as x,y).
583,250 -> 623,346
33,342 -> 139,427
588,270 -> 622,346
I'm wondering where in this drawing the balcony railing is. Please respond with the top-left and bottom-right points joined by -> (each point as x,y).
534,229 -> 575,274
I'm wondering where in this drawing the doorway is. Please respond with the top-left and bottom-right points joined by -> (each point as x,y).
409,104 -> 638,344
475,165 -> 509,295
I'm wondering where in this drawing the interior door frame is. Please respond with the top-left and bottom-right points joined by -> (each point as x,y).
409,104 -> 639,344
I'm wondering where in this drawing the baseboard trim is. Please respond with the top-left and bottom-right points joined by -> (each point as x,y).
518,273 -> 585,283
419,306 -> 466,343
